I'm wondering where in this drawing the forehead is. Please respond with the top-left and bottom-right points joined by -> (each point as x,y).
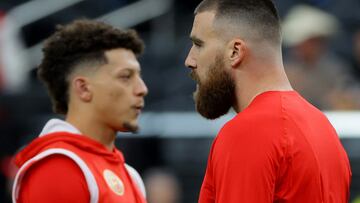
191,11 -> 217,39
105,48 -> 140,71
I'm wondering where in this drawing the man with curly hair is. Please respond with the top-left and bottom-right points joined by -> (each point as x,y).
12,19 -> 148,203
185,0 -> 351,202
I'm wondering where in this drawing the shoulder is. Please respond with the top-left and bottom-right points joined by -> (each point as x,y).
219,106 -> 283,138
19,155 -> 89,203
214,93 -> 290,152
26,154 -> 84,174
21,155 -> 88,189
221,91 -> 311,134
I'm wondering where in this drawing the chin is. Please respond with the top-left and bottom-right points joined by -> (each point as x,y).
122,121 -> 139,133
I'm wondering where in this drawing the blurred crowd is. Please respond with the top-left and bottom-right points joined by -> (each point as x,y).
282,4 -> 360,110
0,0 -> 359,202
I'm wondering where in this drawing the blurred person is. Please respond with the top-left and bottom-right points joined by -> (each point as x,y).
12,19 -> 148,203
144,168 -> 181,203
283,4 -> 360,110
0,9 -> 32,200
184,0 -> 351,202
0,10 -> 29,93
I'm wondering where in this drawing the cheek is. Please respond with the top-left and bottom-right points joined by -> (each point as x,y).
197,52 -> 218,81
195,58 -> 208,80
198,62 -> 214,84
108,87 -> 127,106
109,86 -> 134,111
109,89 -> 123,99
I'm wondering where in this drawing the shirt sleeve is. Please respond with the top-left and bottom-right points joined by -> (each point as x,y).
18,155 -> 90,203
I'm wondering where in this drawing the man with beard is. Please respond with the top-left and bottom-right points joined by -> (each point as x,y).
185,0 -> 351,202
12,20 -> 148,203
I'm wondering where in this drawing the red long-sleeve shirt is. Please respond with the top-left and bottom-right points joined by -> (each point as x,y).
199,91 -> 351,203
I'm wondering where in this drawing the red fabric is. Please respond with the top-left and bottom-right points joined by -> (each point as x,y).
15,132 -> 147,203
15,132 -> 124,167
199,91 -> 351,203
18,155 -> 89,203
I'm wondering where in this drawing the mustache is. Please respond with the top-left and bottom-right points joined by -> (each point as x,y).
189,71 -> 201,83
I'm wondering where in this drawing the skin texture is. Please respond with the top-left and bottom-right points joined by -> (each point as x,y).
185,11 -> 292,118
66,48 -> 148,150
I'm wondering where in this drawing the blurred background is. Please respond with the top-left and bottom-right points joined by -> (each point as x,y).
0,0 -> 359,202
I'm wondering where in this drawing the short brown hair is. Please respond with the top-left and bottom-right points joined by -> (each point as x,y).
195,0 -> 281,44
38,19 -> 144,114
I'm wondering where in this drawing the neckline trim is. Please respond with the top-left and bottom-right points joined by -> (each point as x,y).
39,118 -> 81,137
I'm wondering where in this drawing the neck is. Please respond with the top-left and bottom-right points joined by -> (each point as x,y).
232,62 -> 292,112
66,110 -> 116,151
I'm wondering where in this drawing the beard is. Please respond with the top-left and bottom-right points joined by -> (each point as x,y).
123,122 -> 139,133
190,55 -> 235,120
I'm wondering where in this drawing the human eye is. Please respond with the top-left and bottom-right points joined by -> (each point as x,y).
193,41 -> 202,48
118,71 -> 132,81
190,36 -> 204,48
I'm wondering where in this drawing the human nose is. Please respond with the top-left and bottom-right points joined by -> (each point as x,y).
135,76 -> 148,97
185,46 -> 197,70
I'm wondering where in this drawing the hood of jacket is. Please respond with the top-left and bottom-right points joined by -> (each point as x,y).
15,119 -> 124,167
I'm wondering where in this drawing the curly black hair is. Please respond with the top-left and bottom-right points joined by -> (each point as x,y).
38,19 -> 144,114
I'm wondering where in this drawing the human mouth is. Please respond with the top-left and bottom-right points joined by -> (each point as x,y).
189,71 -> 200,84
133,104 -> 144,115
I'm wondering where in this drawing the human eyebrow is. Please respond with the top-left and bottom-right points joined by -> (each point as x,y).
118,67 -> 141,76
190,36 -> 204,46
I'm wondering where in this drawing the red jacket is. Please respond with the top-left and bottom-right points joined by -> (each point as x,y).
13,132 -> 147,203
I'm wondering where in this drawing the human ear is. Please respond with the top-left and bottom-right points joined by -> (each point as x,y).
73,77 -> 92,102
227,39 -> 246,68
